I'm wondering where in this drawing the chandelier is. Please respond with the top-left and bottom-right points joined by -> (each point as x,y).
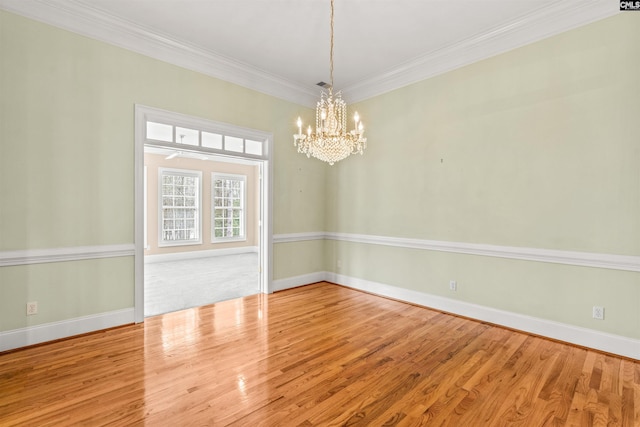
293,0 -> 366,165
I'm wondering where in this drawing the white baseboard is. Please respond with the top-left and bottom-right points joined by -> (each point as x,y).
0,308 -> 134,352
278,272 -> 638,360
144,246 -> 258,264
3,273 -> 636,359
271,272 -> 327,292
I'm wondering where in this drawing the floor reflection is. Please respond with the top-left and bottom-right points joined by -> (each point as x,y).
141,292 -> 271,423
161,308 -> 199,353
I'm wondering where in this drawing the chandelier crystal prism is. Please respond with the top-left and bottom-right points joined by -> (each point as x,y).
293,0 -> 366,165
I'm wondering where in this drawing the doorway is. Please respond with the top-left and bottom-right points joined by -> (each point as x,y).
134,105 -> 273,322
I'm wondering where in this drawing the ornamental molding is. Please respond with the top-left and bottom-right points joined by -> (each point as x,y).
0,0 -> 618,106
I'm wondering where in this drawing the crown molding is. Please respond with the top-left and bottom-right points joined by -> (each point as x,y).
0,0 -> 319,107
344,1 -> 620,103
0,0 -> 619,107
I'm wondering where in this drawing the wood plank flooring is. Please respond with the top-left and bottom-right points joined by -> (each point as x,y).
1,282 -> 638,426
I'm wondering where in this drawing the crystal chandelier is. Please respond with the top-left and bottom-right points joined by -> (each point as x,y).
293,0 -> 366,165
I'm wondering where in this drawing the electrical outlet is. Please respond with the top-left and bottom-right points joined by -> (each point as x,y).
592,306 -> 604,320
336,259 -> 342,269
26,301 -> 38,316
449,280 -> 457,292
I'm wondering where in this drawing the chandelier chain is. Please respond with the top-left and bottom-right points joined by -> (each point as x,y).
329,0 -> 334,89
293,0 -> 366,165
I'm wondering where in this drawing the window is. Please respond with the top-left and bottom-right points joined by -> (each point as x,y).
145,120 -> 266,159
146,122 -> 173,142
159,168 -> 202,246
212,174 -> 246,242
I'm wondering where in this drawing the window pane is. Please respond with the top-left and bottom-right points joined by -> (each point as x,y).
212,175 -> 245,241
224,136 -> 244,153
147,122 -> 173,142
245,139 -> 263,156
202,132 -> 223,149
175,127 -> 199,146
160,170 -> 200,244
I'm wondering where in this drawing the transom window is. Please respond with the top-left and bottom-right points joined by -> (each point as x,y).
159,168 -> 202,246
212,174 -> 246,242
146,120 -> 265,158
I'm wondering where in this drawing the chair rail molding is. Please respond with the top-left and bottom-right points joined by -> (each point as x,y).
0,244 -> 136,267
273,232 -> 326,244
274,232 -> 640,272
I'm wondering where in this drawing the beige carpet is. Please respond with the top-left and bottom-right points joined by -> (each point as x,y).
144,253 -> 260,317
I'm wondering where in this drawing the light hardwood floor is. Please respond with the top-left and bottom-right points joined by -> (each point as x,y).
1,282 -> 638,426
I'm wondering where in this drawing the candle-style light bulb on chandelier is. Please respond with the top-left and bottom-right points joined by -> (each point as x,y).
293,0 -> 366,165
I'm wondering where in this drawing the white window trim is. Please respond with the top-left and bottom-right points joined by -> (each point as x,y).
211,173 -> 247,243
144,165 -> 148,250
158,167 -> 203,247
135,104 -> 274,324
144,114 -> 268,160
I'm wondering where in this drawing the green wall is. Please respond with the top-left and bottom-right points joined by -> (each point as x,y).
325,13 -> 640,339
0,9 -> 324,332
0,258 -> 134,331
1,8 -> 638,346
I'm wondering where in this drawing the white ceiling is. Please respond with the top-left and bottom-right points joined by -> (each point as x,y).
0,0 -> 618,106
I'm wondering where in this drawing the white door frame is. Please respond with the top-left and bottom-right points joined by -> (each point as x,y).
134,104 -> 273,323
